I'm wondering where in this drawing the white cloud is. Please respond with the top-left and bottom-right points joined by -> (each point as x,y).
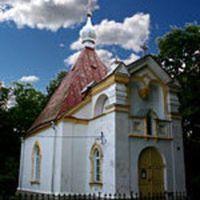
71,13 -> 150,52
64,49 -> 114,67
19,75 -> 40,83
64,51 -> 81,66
96,49 -> 114,67
65,13 -> 149,68
123,53 -> 140,65
0,80 -> 5,87
7,92 -> 16,108
64,48 -> 139,69
0,0 -> 98,31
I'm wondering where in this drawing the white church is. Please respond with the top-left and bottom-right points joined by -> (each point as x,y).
17,9 -> 186,196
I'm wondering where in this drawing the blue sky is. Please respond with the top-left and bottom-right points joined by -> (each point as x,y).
0,0 -> 199,91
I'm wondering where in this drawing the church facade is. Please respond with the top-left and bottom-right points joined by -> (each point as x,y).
17,12 -> 186,196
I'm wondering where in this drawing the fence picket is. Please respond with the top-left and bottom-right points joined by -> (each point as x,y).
1,192 -> 189,200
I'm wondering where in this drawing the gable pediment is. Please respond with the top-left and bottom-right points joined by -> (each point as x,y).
127,56 -> 176,86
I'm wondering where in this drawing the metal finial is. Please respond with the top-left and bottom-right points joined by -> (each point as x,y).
87,0 -> 93,17
141,43 -> 149,56
114,56 -> 121,64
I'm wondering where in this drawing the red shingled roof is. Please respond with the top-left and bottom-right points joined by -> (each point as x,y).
29,47 -> 108,133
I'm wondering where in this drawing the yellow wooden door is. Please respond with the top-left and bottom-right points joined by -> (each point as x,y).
138,148 -> 164,196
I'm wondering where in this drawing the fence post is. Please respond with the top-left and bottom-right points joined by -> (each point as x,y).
17,193 -> 22,200
92,193 -> 96,200
113,193 -> 117,200
123,194 -> 126,200
82,194 -> 86,200
130,191 -> 133,200
135,193 -> 139,200
98,192 -> 101,200
88,194 -> 92,200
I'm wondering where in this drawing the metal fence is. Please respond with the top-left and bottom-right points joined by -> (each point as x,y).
0,192 -> 189,200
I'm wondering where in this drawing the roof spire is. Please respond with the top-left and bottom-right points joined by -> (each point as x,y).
80,0 -> 96,49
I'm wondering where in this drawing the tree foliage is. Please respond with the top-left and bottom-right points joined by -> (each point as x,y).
157,24 -> 200,197
0,83 -> 9,110
0,83 -> 46,194
158,24 -> 200,138
46,71 -> 67,100
0,71 -> 67,194
10,83 -> 46,134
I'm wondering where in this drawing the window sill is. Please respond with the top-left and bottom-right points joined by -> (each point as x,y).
89,181 -> 103,188
30,180 -> 40,185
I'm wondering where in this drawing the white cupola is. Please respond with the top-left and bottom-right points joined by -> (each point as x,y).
80,12 -> 96,49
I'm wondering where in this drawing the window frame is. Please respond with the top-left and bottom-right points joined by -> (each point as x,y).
89,144 -> 103,187
31,141 -> 42,184
94,94 -> 109,117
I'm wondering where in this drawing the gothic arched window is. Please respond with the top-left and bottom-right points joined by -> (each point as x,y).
94,149 -> 101,181
90,144 -> 103,185
32,142 -> 41,182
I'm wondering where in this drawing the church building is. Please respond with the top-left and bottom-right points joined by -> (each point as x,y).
17,10 -> 186,196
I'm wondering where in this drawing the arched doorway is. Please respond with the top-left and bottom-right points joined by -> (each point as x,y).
138,147 -> 165,196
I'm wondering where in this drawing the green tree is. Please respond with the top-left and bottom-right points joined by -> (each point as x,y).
10,82 -> 46,134
157,24 -> 200,198
0,82 -> 9,110
46,71 -> 67,100
0,71 -> 67,194
0,82 -> 46,194
0,85 -> 18,195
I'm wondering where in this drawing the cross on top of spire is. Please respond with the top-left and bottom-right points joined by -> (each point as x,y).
79,0 -> 96,49
87,0 -> 93,16
141,43 -> 149,56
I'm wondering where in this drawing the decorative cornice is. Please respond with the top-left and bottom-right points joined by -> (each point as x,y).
63,116 -> 89,125
168,112 -> 182,120
129,134 -> 173,141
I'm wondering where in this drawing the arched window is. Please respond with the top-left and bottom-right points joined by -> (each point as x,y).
94,94 -> 109,117
32,142 -> 41,182
90,144 -> 103,185
94,149 -> 101,181
148,82 -> 165,119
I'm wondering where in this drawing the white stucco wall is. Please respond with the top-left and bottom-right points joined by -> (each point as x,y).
130,81 -> 165,119
86,112 -> 116,194
73,102 -> 92,119
61,121 -> 88,193
61,113 -> 116,194
61,83 -> 118,194
18,122 -> 63,194
115,112 -> 130,194
170,119 -> 186,192
115,113 -> 186,194
115,68 -> 186,194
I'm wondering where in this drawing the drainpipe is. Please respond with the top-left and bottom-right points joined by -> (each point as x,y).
51,121 -> 57,194
18,137 -> 25,191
